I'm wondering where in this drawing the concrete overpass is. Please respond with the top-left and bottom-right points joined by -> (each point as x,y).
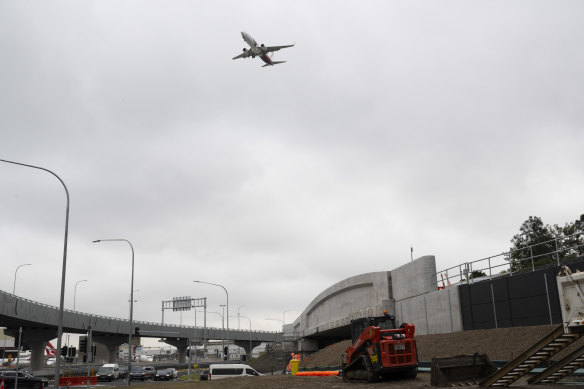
0,289 -> 279,370
284,256 -> 463,353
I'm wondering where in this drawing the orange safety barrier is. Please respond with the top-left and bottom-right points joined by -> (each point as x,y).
295,371 -> 339,377
58,377 -> 97,386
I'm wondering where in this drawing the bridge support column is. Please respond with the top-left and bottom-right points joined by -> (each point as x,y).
92,335 -> 127,363
233,340 -> 261,358
6,328 -> 57,371
28,340 -> 47,371
161,338 -> 189,364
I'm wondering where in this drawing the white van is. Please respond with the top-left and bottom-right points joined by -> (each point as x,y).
98,363 -> 120,380
208,364 -> 262,380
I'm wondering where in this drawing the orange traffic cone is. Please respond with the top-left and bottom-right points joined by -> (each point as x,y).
1,377 -> 5,389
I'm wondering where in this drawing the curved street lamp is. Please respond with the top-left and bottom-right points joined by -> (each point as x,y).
13,263 -> 32,295
207,311 -> 225,355
237,305 -> 246,330
93,239 -> 134,387
73,279 -> 87,311
194,280 -> 229,357
0,158 -> 70,388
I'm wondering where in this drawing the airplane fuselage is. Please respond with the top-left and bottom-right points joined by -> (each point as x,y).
241,32 -> 274,65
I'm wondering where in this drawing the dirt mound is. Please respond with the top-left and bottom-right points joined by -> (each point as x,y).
300,340 -> 351,369
298,324 -> 584,368
248,350 -> 291,374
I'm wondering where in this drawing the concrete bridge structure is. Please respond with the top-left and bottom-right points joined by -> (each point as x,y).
284,256 -> 463,353
0,289 -> 278,370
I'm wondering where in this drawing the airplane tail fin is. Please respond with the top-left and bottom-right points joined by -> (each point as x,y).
262,61 -> 286,68
46,342 -> 56,356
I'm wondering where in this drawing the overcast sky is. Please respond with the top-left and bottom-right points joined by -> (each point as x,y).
1,0 -> 583,341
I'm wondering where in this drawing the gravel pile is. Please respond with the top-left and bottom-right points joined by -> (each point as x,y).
299,324 -> 584,368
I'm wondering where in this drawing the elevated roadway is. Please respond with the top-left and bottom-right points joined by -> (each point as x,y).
0,289 -> 279,369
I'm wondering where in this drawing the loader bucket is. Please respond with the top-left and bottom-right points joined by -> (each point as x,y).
431,353 -> 498,387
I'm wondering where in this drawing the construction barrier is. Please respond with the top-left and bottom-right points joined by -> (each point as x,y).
58,377 -> 97,386
295,371 -> 339,377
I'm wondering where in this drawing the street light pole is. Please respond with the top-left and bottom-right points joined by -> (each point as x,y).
237,305 -> 246,330
231,315 -> 252,360
13,264 -> 32,295
93,239 -> 134,387
73,280 -> 87,311
207,311 -> 224,357
220,305 -> 226,358
0,159 -> 70,388
193,281 -> 229,359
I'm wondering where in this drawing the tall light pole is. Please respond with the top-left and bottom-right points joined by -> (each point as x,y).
0,159 -> 70,388
220,305 -> 226,358
231,315 -> 252,360
207,311 -> 224,356
237,305 -> 246,330
194,281 -> 229,358
93,239 -> 134,387
13,263 -> 32,295
73,280 -> 87,311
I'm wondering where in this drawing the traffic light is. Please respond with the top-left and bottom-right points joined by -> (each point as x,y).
79,338 -> 87,353
60,346 -> 68,357
70,347 -> 76,357
134,327 -> 140,336
223,346 -> 228,360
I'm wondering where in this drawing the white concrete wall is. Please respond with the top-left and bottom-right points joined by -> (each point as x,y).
289,271 -> 393,339
395,286 -> 463,335
390,255 -> 437,301
287,255 -> 464,346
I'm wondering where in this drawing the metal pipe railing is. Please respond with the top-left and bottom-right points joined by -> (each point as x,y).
434,235 -> 584,287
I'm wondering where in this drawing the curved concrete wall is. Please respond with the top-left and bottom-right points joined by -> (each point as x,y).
297,271 -> 393,337
286,255 -> 464,352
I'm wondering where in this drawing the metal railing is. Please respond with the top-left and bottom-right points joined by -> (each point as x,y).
435,234 -> 584,287
0,289 -> 278,334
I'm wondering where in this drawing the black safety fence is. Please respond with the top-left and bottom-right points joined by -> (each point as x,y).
459,259 -> 584,330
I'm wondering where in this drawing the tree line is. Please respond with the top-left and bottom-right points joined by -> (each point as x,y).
507,214 -> 584,272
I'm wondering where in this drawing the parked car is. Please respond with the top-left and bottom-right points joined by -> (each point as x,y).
129,366 -> 146,381
154,369 -> 171,381
143,366 -> 156,379
118,365 -> 128,379
199,370 -> 209,381
167,368 -> 178,379
0,371 -> 49,389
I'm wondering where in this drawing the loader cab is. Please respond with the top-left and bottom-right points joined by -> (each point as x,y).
350,312 -> 396,342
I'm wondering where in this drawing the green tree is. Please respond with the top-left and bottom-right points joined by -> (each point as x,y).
470,270 -> 487,279
560,214 -> 584,259
508,216 -> 556,272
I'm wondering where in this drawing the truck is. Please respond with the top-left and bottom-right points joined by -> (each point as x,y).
341,311 -> 418,382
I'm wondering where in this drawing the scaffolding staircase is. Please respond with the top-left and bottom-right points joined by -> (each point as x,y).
479,325 -> 581,387
527,342 -> 584,385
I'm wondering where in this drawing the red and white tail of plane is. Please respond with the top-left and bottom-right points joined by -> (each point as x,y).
46,342 -> 57,356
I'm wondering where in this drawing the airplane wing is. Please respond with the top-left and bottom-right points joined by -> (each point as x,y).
265,44 -> 295,53
232,50 -> 252,60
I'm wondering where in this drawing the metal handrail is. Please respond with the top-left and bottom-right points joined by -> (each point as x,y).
0,289 -> 279,334
434,235 -> 584,287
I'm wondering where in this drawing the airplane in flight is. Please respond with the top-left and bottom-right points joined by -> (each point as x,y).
232,32 -> 294,67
